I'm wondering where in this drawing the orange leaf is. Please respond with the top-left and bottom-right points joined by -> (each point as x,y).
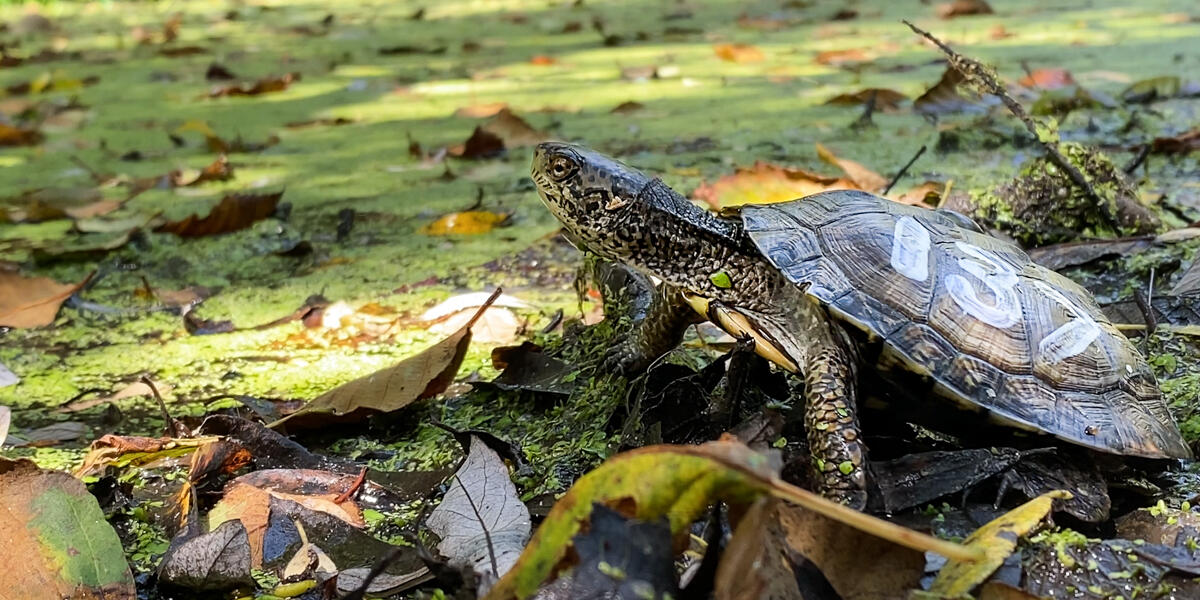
0,123 -> 42,146
154,191 -> 282,238
0,270 -> 92,328
714,43 -> 764,63
529,55 -> 556,66
814,48 -> 871,67
692,162 -> 857,209
422,210 -> 510,235
815,143 -> 888,192
1018,68 -> 1076,90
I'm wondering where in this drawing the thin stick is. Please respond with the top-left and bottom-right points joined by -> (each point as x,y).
883,145 -> 927,195
1123,144 -> 1151,175
902,20 -> 1119,231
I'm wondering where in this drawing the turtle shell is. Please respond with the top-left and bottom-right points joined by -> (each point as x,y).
742,189 -> 1191,460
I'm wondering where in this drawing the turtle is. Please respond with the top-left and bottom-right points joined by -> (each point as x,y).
530,142 -> 1192,508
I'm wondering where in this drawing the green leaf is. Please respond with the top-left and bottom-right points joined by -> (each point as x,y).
0,458 -> 135,598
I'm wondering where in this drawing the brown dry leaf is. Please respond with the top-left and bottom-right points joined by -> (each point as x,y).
914,66 -> 982,115
173,155 -> 234,187
611,101 -> 645,115
815,47 -> 871,67
1018,68 -> 1077,90
0,122 -> 43,146
1150,129 -> 1200,154
890,180 -> 946,207
1,187 -> 114,223
208,480 -> 364,567
815,143 -> 888,192
716,498 -> 925,600
937,0 -> 995,18
455,126 -> 505,159
0,458 -> 136,599
824,88 -> 908,111
454,103 -> 508,118
422,292 -> 529,344
208,72 -> 300,98
0,270 -> 91,328
270,290 -> 500,430
422,210 -> 510,235
713,43 -> 764,63
154,190 -> 282,238
693,161 -> 857,209
481,108 -> 547,148
73,433 -> 211,478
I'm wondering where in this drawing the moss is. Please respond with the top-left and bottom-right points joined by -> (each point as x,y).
970,142 -> 1157,246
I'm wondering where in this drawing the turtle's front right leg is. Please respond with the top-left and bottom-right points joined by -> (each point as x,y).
603,283 -> 703,374
803,341 -> 869,509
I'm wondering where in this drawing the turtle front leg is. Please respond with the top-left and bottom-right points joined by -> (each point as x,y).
804,343 -> 869,509
603,284 -> 703,374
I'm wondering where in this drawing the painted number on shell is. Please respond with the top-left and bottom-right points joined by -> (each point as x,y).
1032,281 -> 1100,363
890,216 -> 931,282
945,242 -> 1022,329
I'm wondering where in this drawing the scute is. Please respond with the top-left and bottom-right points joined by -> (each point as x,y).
742,190 -> 1191,459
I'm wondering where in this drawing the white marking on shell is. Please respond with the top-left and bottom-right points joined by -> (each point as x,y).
890,216 -> 931,282
1032,281 -> 1101,364
946,242 -> 1022,328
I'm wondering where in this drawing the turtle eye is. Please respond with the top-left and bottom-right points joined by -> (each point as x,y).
548,155 -> 577,181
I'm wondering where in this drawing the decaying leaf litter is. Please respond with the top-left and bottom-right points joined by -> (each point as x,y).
1,0 -> 1200,598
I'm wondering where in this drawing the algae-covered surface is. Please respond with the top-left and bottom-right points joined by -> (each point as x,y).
2,0 -> 1200,588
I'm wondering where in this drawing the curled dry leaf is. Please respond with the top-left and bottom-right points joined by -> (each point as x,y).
154,190 -> 282,238
158,519 -> 253,591
713,43 -> 764,63
422,210 -> 511,235
208,72 -> 300,98
270,290 -> 500,429
0,269 -> 92,328
692,162 -> 856,209
483,438 -> 977,600
0,458 -> 136,599
5,420 -> 89,447
427,436 -> 532,594
824,88 -> 908,111
815,143 -> 888,192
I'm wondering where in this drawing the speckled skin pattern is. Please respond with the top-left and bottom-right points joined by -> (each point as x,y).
531,142 -> 870,506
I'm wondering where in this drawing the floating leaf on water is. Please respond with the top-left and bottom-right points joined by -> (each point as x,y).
422,210 -> 510,235
692,162 -> 856,209
0,122 -> 43,146
936,0 -> 995,18
815,143 -> 888,191
154,190 -> 282,238
481,108 -> 548,148
915,66 -> 987,115
1018,68 -> 1076,90
1150,129 -> 1200,155
824,88 -> 908,111
0,270 -> 92,328
207,72 -> 300,98
713,43 -> 764,63
814,47 -> 871,67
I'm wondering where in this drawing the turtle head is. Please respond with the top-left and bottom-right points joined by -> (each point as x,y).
531,142 -> 654,257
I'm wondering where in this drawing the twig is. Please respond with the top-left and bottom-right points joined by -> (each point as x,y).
455,474 -> 500,578
902,20 -> 1119,231
1123,144 -> 1151,175
883,145 -> 927,195
335,466 -> 368,503
143,375 -> 190,438
850,89 -> 877,130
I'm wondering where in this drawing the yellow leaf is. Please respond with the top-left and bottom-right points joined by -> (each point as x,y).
422,210 -> 510,235
692,161 -> 858,209
931,490 -> 1072,598
484,438 -> 979,600
174,119 -> 218,138
714,43 -> 765,63
815,143 -> 889,192
29,71 -> 52,94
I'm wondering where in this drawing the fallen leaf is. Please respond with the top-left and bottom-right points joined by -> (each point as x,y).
914,66 -> 986,115
930,491 -> 1070,598
713,43 -> 764,63
32,229 -> 141,266
870,449 -> 1026,515
454,103 -> 508,118
692,162 -> 857,209
0,270 -> 91,328
158,519 -> 253,591
815,143 -> 888,191
457,126 -> 505,159
1026,236 -> 1157,270
205,62 -> 237,81
889,180 -> 946,206
481,108 -> 547,148
1022,536 -> 1200,598
824,88 -> 908,111
5,420 -> 88,447
815,47 -> 871,67
1018,68 -> 1076,90
611,100 -> 646,114
0,122 -> 42,146
74,433 -> 211,478
422,292 -> 529,343
154,190 -> 282,238
483,438 -> 977,600
937,0 -> 995,18
208,72 -> 300,98
422,210 -> 510,235
174,155 -> 234,186
478,342 -> 578,397
1150,129 -> 1200,154
0,458 -> 135,598
0,187 -> 112,223
529,55 -> 556,65
270,290 -> 500,429
427,436 -> 532,594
